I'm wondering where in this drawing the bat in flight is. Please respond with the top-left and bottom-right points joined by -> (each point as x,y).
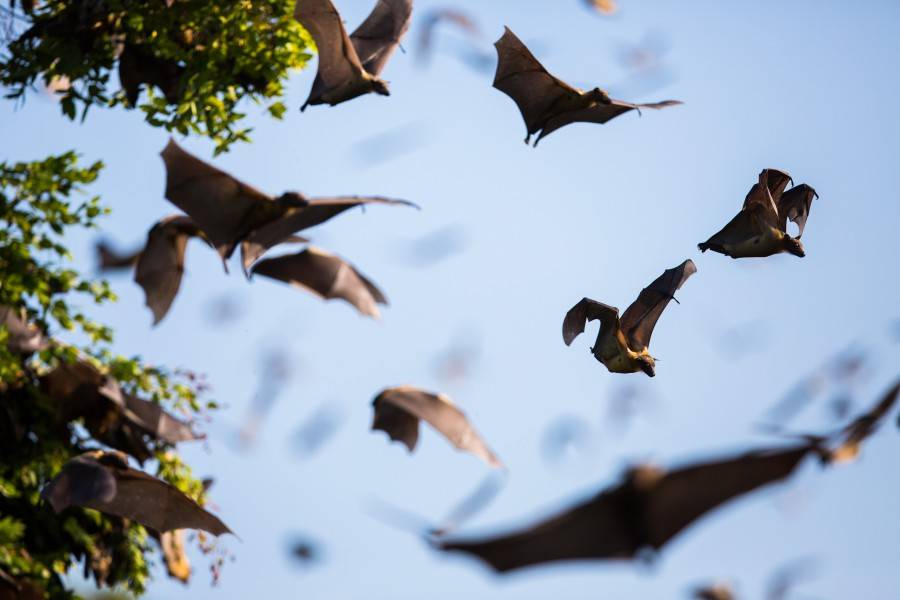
563,259 -> 696,377
371,385 -> 503,468
42,450 -> 232,536
699,169 -> 819,258
438,442 -> 815,572
160,139 -> 415,271
493,27 -> 681,146
296,0 -> 413,110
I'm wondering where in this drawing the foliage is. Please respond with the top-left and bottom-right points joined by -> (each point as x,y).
0,153 -> 216,598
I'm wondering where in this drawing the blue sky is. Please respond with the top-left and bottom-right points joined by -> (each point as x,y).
3,0 -> 900,598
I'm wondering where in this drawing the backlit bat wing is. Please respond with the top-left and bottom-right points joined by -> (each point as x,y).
741,169 -> 787,228
619,259 -> 696,352
777,184 -> 818,238
350,0 -> 414,76
536,99 -> 682,145
562,298 -> 620,346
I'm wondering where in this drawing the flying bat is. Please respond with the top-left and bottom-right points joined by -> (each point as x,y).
160,139 -> 414,269
251,246 -> 388,318
563,259 -> 696,376
699,169 -> 819,258
493,27 -> 681,146
416,8 -> 488,70
296,0 -> 413,110
371,385 -> 503,468
42,451 -> 232,535
118,43 -> 183,107
0,305 -> 47,355
438,442 -> 814,572
817,378 -> 900,464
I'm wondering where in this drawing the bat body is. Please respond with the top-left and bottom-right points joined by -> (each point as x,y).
371,386 -> 503,468
42,451 -> 231,535
699,169 -> 818,259
296,0 -> 413,110
693,584 -> 736,600
493,28 -> 681,146
439,443 -> 813,572
563,260 -> 696,376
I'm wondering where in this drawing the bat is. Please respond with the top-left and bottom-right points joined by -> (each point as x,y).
157,530 -> 191,583
438,443 -> 814,572
563,259 -> 696,376
692,583 -> 735,600
160,139 -> 414,269
251,246 -> 388,319
820,378 -> 900,464
0,305 -> 47,355
699,169 -> 819,258
296,0 -> 413,110
42,450 -> 232,536
416,8 -> 486,69
134,214 -> 207,325
371,385 -> 503,468
493,28 -> 681,146
118,43 -> 183,107
585,0 -> 618,15
95,240 -> 142,271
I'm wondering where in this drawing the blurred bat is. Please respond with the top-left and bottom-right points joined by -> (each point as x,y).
238,347 -> 293,447
292,404 -> 344,458
251,247 -> 388,318
692,583 -> 736,600
699,169 -> 818,259
42,451 -> 232,535
818,378 -> 900,464
288,536 -> 320,565
0,305 -> 47,355
157,530 -> 191,583
118,43 -> 183,107
439,443 -> 814,572
564,259 -> 696,377
95,240 -> 142,271
371,386 -> 503,468
432,330 -> 480,386
396,224 -> 468,268
540,415 -> 594,464
765,557 -> 819,600
296,0 -> 413,110
350,121 -> 433,168
161,140 -> 415,270
584,0 -> 617,15
416,8 -> 490,71
606,382 -> 658,430
493,27 -> 680,146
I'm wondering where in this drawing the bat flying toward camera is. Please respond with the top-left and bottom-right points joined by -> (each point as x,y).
493,27 -> 681,146
699,169 -> 819,258
438,442 -> 815,572
296,0 -> 413,110
563,259 -> 696,377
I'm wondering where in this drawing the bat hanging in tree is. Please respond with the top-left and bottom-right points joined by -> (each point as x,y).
563,259 -> 696,377
438,442 -> 815,573
371,385 -> 503,467
492,27 -> 681,146
160,139 -> 415,271
699,169 -> 819,258
296,0 -> 414,110
42,451 -> 232,536
118,43 -> 183,107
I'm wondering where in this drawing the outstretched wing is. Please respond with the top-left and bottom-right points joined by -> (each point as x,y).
742,169 -> 789,228
619,259 -> 696,352
562,298 -> 620,346
350,0 -> 413,76
493,27 -> 582,137
251,247 -> 387,318
777,184 -> 818,238
536,99 -> 682,145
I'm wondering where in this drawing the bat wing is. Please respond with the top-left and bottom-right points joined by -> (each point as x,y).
134,215 -> 203,325
619,259 -> 696,352
699,204 -> 768,251
372,395 -> 420,452
42,453 -> 117,512
642,444 -> 812,549
160,140 -> 275,256
760,168 -> 793,204
350,0 -> 414,76
240,196 -> 416,272
741,169 -> 786,228
95,240 -> 142,271
373,386 -> 503,468
777,184 -> 818,238
120,391 -> 203,444
562,298 -> 620,346
830,378 -> 900,463
251,247 -> 386,318
0,305 -> 47,355
297,0 -> 368,106
536,98 -> 682,145
439,486 -> 639,572
493,27 -> 583,139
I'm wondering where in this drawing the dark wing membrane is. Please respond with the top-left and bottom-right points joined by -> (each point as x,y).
350,0 -> 413,76
96,241 -> 142,271
42,454 -> 117,512
643,444 -> 812,549
760,168 -> 793,204
160,140 -> 274,254
619,259 -> 696,351
121,392 -> 202,444
741,170 -> 781,227
777,184 -> 818,238
251,247 -> 386,318
297,0 -> 367,103
374,386 -> 502,468
134,216 -> 201,325
439,487 -> 639,572
562,298 -> 619,346
537,99 -> 681,145
837,378 -> 900,452
698,203 -> 769,253
493,27 -> 582,136
372,395 -> 420,451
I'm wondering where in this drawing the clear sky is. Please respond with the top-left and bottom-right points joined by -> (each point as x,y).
3,0 -> 900,598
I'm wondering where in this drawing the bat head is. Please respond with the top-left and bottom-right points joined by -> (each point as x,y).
588,87 -> 612,104
371,79 -> 391,97
783,236 -> 805,257
637,355 -> 656,377
276,192 -> 310,208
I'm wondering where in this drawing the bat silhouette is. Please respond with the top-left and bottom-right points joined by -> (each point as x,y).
438,442 -> 814,572
296,0 -> 413,110
160,139 -> 414,270
563,259 -> 696,377
42,451 -> 232,535
371,385 -> 503,468
0,305 -> 47,355
699,169 -> 819,258
251,247 -> 388,318
95,240 -> 142,271
493,27 -> 681,146
118,43 -> 183,107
